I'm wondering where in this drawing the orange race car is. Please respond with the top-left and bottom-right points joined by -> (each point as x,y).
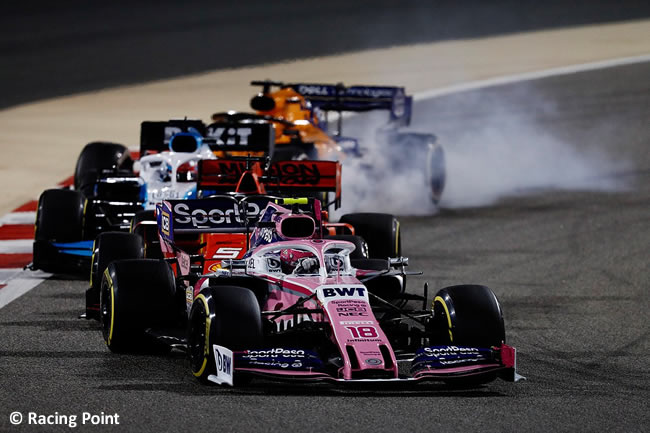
209,81 -> 446,203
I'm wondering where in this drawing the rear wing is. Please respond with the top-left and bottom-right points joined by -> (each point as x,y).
253,81 -> 412,127
204,122 -> 274,154
140,119 -> 206,155
157,196 -> 273,241
197,159 -> 341,207
140,120 -> 274,155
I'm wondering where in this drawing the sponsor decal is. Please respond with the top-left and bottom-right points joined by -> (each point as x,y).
206,126 -> 253,146
318,285 -> 368,303
205,161 -> 323,185
365,358 -> 382,366
269,162 -> 321,185
149,189 -> 183,202
242,348 -> 306,359
236,348 -> 324,371
335,303 -> 369,317
266,256 -> 281,272
212,247 -> 243,259
173,202 -> 260,228
296,84 -> 332,96
322,287 -> 366,298
423,345 -> 480,358
339,320 -> 374,325
185,284 -> 193,314
410,346 -> 494,374
161,211 -> 171,236
212,345 -> 234,386
346,86 -> 395,99
345,325 -> 378,339
177,250 -> 191,276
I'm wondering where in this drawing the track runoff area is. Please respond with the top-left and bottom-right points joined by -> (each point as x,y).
0,53 -> 648,309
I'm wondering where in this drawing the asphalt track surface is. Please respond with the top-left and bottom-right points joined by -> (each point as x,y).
1,60 -> 649,432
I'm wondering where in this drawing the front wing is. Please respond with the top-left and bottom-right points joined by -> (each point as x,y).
207,344 -> 523,386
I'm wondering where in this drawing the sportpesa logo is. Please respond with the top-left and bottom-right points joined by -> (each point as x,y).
173,202 -> 261,227
423,346 -> 480,358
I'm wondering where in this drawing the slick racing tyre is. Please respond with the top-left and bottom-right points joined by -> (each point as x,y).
74,142 -> 133,197
339,213 -> 401,259
188,285 -> 262,384
389,132 -> 446,205
427,143 -> 446,205
430,285 -> 506,386
324,234 -> 369,259
100,259 -> 176,352
431,284 -> 505,347
87,232 -> 144,320
34,189 -> 85,242
131,210 -> 162,259
33,189 -> 86,272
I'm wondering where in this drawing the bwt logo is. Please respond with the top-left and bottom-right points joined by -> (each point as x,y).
173,202 -> 260,227
322,287 -> 366,298
206,127 -> 253,146
215,347 -> 232,375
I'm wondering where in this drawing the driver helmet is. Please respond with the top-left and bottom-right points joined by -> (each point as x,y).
280,248 -> 317,274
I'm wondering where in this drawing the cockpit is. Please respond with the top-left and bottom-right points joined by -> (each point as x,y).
250,241 -> 355,277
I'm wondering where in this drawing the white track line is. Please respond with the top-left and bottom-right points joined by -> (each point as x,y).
0,268 -> 24,284
0,270 -> 51,309
415,54 -> 650,100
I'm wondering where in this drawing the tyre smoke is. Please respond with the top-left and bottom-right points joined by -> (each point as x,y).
335,80 -> 633,215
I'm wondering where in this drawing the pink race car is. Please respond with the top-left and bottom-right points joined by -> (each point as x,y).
100,197 -> 521,387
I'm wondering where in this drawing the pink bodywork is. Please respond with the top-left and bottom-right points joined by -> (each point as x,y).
239,238 -> 398,380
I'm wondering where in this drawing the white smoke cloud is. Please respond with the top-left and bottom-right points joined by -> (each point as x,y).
334,82 -> 633,215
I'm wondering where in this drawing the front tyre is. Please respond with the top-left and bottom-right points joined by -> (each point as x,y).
32,189 -> 86,272
430,284 -> 506,386
74,141 -> 133,197
87,232 -> 144,320
188,285 -> 262,383
100,259 -> 176,352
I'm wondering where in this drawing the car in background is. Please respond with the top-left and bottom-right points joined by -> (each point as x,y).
213,80 -> 446,202
85,160 -> 403,320
31,119 -> 274,274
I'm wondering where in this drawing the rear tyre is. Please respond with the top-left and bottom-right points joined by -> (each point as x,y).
391,132 -> 446,205
324,234 -> 369,259
188,285 -> 262,384
34,189 -> 86,242
428,144 -> 446,205
33,189 -> 86,272
100,259 -> 176,352
339,213 -> 400,259
74,142 -> 132,197
87,232 -> 144,320
430,285 -> 506,386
